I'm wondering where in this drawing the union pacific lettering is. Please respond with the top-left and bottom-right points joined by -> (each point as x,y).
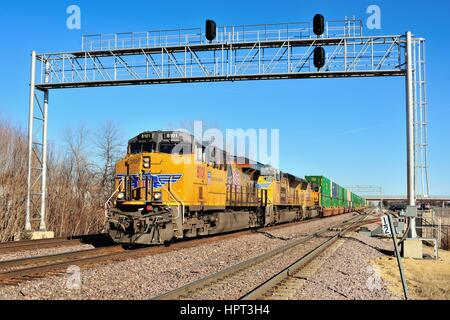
116,174 -> 183,189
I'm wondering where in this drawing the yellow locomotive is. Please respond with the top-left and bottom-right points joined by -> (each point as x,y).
107,131 -> 360,245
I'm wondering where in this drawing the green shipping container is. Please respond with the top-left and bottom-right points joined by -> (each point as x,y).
305,176 -> 332,208
306,176 -> 331,197
332,198 -> 340,208
306,176 -> 366,209
322,194 -> 332,208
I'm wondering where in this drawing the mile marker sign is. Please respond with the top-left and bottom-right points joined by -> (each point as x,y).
381,215 -> 392,235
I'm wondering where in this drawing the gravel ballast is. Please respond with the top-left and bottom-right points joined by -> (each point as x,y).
0,213 -> 364,300
293,232 -> 395,300
187,237 -> 328,300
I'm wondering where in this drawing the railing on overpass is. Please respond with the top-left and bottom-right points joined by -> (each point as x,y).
365,196 -> 450,201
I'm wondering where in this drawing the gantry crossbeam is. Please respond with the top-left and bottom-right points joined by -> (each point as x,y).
34,34 -> 406,90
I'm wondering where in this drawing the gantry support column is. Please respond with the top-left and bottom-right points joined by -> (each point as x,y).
25,51 -> 36,231
39,88 -> 49,231
405,31 -> 418,238
26,52 -> 50,234
39,59 -> 50,232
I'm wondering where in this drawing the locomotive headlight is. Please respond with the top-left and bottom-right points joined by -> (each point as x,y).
143,157 -> 150,169
117,192 -> 125,200
153,192 -> 162,201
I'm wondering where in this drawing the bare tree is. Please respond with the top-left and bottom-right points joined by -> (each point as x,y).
0,120 -> 28,241
94,121 -> 123,202
0,118 -> 125,241
45,125 -> 106,236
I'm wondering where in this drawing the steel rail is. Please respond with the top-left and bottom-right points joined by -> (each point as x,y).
240,215 -> 366,300
0,245 -> 125,271
152,213 -> 366,300
0,239 -> 81,254
0,250 -> 142,285
0,237 -> 77,248
0,234 -> 108,254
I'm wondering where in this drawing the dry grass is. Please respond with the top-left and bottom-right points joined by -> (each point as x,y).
372,247 -> 450,300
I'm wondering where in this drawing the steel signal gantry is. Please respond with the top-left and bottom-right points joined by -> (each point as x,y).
26,18 -> 429,239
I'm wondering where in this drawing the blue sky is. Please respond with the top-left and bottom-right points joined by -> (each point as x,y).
0,0 -> 449,196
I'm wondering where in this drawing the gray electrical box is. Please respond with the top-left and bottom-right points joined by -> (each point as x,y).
405,206 -> 418,218
397,218 -> 406,234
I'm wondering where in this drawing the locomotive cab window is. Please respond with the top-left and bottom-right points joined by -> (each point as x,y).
159,143 -> 192,155
129,142 -> 156,154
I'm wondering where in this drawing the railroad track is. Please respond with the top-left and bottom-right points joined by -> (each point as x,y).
0,245 -> 126,285
240,217 -> 366,300
0,234 -> 112,254
0,212 -> 365,286
0,215 -> 332,255
152,213 -> 371,300
0,219 -> 317,285
0,213 -> 349,257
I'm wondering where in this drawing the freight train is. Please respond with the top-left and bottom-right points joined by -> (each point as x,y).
106,131 -> 367,245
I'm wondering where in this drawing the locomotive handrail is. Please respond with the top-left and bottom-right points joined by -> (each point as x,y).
161,177 -> 185,230
104,178 -> 125,219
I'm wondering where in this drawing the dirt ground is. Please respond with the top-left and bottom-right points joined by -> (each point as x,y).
372,247 -> 450,300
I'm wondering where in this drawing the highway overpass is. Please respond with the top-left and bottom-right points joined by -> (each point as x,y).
364,196 -> 450,207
